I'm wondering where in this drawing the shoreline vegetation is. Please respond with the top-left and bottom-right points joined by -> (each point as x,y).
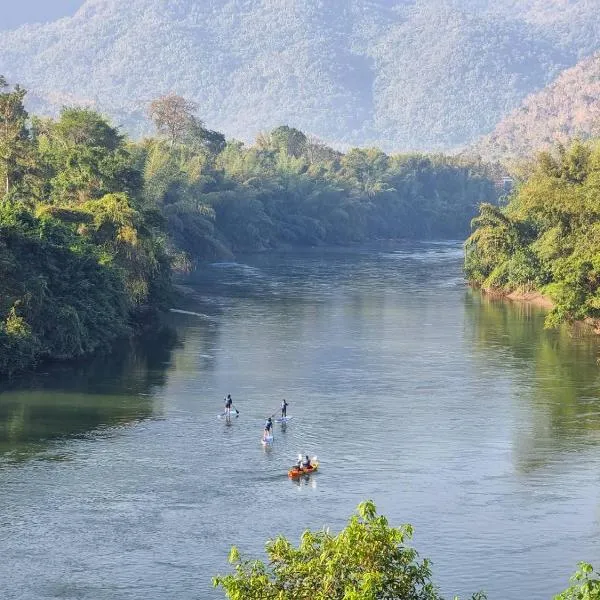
214,501 -> 600,600
466,139 -> 600,338
0,78 -> 498,378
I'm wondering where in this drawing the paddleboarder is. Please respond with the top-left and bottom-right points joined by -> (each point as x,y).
224,394 -> 233,416
264,416 -> 273,438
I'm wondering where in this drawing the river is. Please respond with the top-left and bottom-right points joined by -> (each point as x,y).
1,242 -> 599,600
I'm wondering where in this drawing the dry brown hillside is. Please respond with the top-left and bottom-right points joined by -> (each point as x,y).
472,54 -> 600,162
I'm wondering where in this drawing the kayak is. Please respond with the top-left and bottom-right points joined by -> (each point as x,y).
288,459 -> 319,478
261,435 -> 274,446
276,416 -> 293,423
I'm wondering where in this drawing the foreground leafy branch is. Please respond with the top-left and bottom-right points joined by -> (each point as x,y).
555,563 -> 600,600
214,500 -> 484,600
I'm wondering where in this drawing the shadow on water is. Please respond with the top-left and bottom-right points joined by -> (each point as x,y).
0,326 -> 181,466
465,290 -> 600,471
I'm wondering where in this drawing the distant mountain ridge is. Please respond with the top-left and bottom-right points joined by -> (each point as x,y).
1,0 -> 600,151
471,54 -> 600,162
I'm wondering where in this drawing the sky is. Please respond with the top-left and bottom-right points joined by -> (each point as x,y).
0,0 -> 86,31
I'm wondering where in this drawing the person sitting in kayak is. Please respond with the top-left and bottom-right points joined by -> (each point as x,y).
224,394 -> 233,416
264,417 -> 273,437
302,455 -> 311,469
281,399 -> 288,418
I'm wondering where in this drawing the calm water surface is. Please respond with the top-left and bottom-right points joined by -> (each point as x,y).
1,242 -> 600,600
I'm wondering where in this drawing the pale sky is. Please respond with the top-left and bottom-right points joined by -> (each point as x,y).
0,0 -> 86,31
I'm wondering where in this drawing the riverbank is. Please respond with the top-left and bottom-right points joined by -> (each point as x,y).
480,286 -> 600,335
483,288 -> 555,310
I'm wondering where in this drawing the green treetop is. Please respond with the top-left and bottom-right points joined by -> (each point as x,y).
214,500 -> 485,600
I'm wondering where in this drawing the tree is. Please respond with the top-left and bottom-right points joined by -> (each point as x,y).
340,148 -> 391,197
53,107 -> 123,150
214,500 -> 484,600
38,108 -> 139,204
185,119 -> 226,155
555,563 -> 600,600
148,94 -> 199,147
0,77 -> 32,195
305,135 -> 340,166
270,125 -> 307,158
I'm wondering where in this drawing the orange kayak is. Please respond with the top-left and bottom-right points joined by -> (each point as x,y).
288,460 -> 319,478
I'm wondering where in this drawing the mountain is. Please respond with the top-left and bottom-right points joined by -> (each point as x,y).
471,53 -> 600,162
1,0 -> 600,151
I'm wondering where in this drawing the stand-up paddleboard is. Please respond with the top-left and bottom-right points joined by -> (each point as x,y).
276,416 -> 293,423
217,410 -> 239,419
261,434 -> 274,446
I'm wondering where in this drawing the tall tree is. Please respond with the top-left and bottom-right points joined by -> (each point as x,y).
0,76 -> 31,195
148,94 -> 199,147
36,108 -> 140,204
270,125 -> 307,158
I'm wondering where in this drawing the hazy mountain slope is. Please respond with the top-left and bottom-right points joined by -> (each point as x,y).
0,0 -> 599,151
472,54 -> 600,161
371,0 -> 569,147
499,0 -> 600,56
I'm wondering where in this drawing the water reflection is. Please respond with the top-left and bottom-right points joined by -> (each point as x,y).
0,327 -> 180,465
465,290 -> 600,471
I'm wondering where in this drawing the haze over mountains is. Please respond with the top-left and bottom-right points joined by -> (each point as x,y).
1,0 -> 600,153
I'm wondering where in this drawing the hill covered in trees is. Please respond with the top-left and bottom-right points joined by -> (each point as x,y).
1,0 -> 600,151
471,54 -> 600,163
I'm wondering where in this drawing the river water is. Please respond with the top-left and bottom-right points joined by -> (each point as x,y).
1,242 -> 599,600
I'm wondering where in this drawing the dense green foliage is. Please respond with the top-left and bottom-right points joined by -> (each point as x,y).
0,82 -> 171,377
214,500 -> 484,600
140,124 -> 496,259
556,563 -> 600,600
2,0 -> 600,150
465,140 -> 600,328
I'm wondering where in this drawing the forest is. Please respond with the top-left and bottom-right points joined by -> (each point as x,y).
0,81 -> 497,377
466,140 -> 600,330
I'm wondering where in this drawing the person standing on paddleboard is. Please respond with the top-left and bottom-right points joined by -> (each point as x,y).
224,394 -> 233,416
281,399 -> 288,418
264,417 -> 273,439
